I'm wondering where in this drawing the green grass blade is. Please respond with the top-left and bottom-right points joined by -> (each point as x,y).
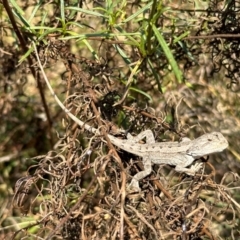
152,24 -> 183,83
60,0 -> 65,25
65,6 -> 105,18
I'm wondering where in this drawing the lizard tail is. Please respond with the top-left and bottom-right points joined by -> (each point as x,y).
33,43 -> 98,135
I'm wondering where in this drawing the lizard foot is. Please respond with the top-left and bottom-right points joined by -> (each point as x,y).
127,179 -> 141,192
189,162 -> 203,174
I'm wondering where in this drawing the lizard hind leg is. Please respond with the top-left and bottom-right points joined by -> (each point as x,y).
126,130 -> 155,144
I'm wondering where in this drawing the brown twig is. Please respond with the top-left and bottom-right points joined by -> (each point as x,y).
185,34 -> 240,40
2,0 -> 54,147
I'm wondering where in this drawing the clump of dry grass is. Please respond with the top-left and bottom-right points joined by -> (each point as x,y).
1,0 -> 240,239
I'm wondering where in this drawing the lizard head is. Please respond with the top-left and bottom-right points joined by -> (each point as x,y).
187,132 -> 229,158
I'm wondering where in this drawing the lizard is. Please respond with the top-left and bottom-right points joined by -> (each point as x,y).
33,43 -> 229,191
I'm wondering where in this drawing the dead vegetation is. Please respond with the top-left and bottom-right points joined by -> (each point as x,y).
1,0 -> 240,239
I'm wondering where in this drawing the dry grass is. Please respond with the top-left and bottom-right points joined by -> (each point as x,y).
1,0 -> 240,239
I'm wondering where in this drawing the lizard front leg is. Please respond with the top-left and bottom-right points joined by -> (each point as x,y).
128,156 -> 152,191
174,155 -> 203,175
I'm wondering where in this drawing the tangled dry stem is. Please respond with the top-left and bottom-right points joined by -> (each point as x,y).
10,41 -> 239,239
